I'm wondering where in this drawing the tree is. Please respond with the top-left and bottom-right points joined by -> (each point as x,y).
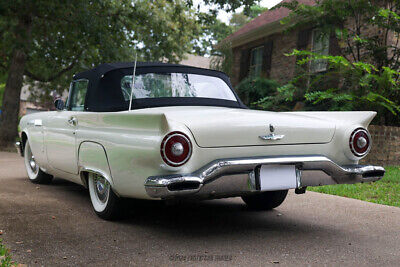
0,0 -> 199,147
246,4 -> 268,18
206,4 -> 268,73
193,4 -> 268,56
192,11 -> 234,56
230,5 -> 268,30
259,0 -> 400,126
0,0 -> 264,147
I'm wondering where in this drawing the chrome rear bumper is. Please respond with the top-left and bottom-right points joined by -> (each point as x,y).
144,155 -> 385,199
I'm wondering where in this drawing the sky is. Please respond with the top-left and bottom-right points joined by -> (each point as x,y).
193,0 -> 283,23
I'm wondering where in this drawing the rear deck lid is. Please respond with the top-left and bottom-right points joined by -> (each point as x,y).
161,107 -> 336,148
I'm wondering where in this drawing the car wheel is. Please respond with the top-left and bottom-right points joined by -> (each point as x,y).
88,172 -> 121,220
242,190 -> 288,210
24,140 -> 53,184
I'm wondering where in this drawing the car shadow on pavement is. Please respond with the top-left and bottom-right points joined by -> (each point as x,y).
36,178 -> 338,240
114,198 -> 336,239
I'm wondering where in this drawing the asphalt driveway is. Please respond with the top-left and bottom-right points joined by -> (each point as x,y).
0,151 -> 399,266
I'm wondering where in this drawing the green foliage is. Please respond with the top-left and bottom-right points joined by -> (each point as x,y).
194,4 -> 267,56
230,5 -> 268,30
236,77 -> 291,110
209,42 -> 234,75
0,239 -> 15,267
208,4 -> 267,72
264,0 -> 400,126
199,0 -> 261,13
0,0 -> 200,106
254,83 -> 299,111
310,166 -> 400,208
287,50 -> 400,115
193,12 -> 234,56
246,5 -> 268,18
229,13 -> 250,30
0,84 -> 4,109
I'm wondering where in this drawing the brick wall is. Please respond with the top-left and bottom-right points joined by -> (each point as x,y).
269,31 -> 298,84
362,125 -> 400,166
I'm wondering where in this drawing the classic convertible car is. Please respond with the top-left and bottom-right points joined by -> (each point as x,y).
16,62 -> 385,220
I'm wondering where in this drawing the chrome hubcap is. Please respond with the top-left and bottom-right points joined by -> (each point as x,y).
94,175 -> 109,203
26,145 -> 39,175
29,156 -> 37,170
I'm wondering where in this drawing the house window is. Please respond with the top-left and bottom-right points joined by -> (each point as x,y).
249,46 -> 263,77
310,29 -> 330,73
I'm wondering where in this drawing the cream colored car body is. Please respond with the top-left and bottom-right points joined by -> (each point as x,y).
19,106 -> 377,200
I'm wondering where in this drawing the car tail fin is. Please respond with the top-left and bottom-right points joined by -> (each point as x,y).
284,111 -> 376,128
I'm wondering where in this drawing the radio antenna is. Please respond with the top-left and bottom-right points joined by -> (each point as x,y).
128,53 -> 138,111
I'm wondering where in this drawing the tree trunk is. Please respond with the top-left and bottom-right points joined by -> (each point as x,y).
0,48 -> 27,147
0,14 -> 32,148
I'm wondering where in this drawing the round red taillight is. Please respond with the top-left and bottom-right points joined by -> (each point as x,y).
349,128 -> 371,157
161,131 -> 192,167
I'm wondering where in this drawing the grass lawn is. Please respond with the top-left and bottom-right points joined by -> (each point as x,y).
309,166 -> 400,208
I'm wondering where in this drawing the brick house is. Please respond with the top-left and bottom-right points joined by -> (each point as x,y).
223,0 -> 343,86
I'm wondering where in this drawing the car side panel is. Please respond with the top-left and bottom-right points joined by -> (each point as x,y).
45,111 -> 80,174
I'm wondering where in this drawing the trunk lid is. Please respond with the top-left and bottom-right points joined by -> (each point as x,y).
160,107 -> 336,148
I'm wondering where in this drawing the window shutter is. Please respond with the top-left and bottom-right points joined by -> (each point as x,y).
262,41 -> 273,77
239,49 -> 250,81
329,30 -> 341,56
297,29 -> 312,50
295,29 -> 312,90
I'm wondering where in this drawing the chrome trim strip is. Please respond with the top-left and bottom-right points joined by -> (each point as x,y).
34,119 -> 43,127
78,166 -> 115,188
144,155 -> 385,198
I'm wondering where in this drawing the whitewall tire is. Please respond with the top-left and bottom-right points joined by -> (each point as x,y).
24,140 -> 53,184
88,172 -> 121,220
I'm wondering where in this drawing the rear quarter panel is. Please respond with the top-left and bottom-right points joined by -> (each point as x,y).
75,111 -> 177,198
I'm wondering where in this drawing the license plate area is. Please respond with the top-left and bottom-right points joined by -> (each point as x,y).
256,164 -> 298,191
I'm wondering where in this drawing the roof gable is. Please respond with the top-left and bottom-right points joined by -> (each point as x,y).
224,0 -> 315,44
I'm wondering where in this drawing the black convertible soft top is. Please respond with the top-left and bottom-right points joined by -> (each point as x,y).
73,62 -> 246,112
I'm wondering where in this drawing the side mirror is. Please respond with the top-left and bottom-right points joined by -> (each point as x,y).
54,99 -> 65,111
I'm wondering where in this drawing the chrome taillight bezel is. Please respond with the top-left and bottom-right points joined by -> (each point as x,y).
160,131 -> 192,167
349,128 -> 372,157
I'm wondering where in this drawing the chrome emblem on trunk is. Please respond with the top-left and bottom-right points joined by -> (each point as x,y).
269,124 -> 275,132
259,124 -> 284,141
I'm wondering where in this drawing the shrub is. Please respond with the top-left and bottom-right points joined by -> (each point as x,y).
236,77 -> 280,108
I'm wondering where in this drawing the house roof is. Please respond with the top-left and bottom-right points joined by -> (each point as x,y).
180,54 -> 211,69
224,0 -> 315,45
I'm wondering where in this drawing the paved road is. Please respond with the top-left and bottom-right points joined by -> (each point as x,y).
0,151 -> 399,266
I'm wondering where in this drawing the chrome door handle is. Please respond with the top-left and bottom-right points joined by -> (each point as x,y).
68,117 -> 78,126
259,133 -> 285,141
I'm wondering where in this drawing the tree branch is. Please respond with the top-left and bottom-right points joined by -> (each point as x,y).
24,60 -> 77,82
